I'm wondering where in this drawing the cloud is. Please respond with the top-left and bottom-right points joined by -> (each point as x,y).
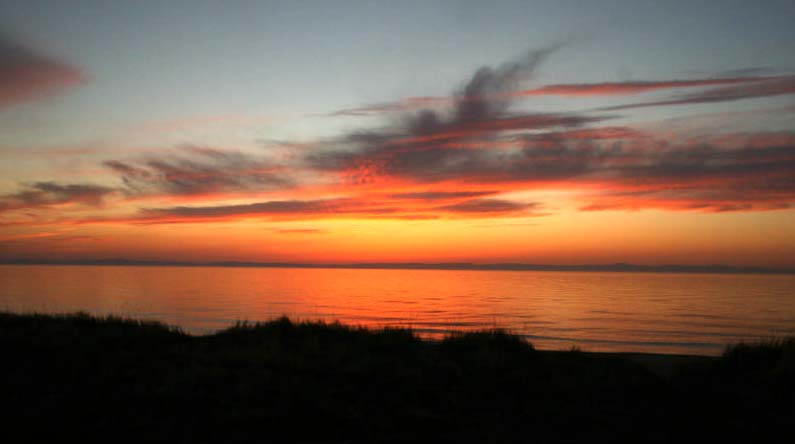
134,195 -> 539,223
325,44 -> 559,120
0,182 -> 114,212
309,120 -> 616,186
298,47 -> 795,214
0,34 -> 85,107
140,198 -> 398,221
312,124 -> 795,213
514,76 -> 773,97
104,146 -> 291,196
437,199 -> 537,214
389,190 -> 497,200
326,97 -> 451,117
10,44 -> 793,229
600,76 -> 795,111
0,232 -> 102,244
570,134 -> 795,212
522,126 -> 645,142
308,46 -> 610,185
453,45 -> 560,122
327,76 -> 775,117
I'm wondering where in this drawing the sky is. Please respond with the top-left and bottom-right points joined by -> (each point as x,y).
0,0 -> 794,267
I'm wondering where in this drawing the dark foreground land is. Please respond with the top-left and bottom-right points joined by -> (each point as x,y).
2,313 -> 793,443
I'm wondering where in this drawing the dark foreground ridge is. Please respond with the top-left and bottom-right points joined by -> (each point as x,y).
2,312 -> 793,443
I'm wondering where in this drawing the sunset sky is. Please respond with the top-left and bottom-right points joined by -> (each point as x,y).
1,0 -> 794,267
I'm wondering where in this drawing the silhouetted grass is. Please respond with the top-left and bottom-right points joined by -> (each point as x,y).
670,337 -> 795,442
1,312 -> 792,443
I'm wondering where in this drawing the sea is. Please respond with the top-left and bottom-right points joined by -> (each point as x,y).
1,264 -> 793,356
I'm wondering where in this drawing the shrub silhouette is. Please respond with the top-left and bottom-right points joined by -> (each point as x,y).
2,312 -> 792,443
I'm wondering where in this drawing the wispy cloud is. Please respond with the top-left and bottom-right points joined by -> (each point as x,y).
0,182 -> 114,212
139,198 -> 397,221
600,76 -> 795,111
0,34 -> 85,107
514,76 -> 774,97
104,146 -> 291,196
437,199 -> 538,214
135,194 -> 540,223
327,75 -> 779,117
571,133 -> 795,212
0,231 -> 102,244
388,190 -> 497,200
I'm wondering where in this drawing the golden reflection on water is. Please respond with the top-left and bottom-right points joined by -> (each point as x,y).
1,265 -> 793,355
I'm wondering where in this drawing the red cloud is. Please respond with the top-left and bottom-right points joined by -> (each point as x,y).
0,36 -> 85,107
600,76 -> 795,111
514,77 -> 775,97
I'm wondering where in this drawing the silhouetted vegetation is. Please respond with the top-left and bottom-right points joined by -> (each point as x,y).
669,337 -> 795,442
1,312 -> 792,443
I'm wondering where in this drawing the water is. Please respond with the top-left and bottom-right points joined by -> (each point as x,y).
1,264 -> 793,355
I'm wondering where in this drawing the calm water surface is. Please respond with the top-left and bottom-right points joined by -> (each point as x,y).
1,265 -> 793,355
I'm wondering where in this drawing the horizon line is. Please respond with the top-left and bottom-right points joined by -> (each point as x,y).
1,259 -> 793,275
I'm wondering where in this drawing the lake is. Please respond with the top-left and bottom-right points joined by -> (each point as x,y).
1,264 -> 793,355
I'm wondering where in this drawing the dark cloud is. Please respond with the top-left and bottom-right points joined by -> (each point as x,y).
570,137 -> 795,212
326,46 -> 559,118
453,45 -> 559,122
136,195 -> 540,223
308,112 -> 608,183
0,34 -> 85,107
0,233 -> 102,244
319,127 -> 795,212
389,190 -> 497,200
306,45 -> 610,183
141,198 -> 398,220
0,182 -> 114,212
105,146 -> 290,196
714,67 -> 777,78
437,199 -> 537,214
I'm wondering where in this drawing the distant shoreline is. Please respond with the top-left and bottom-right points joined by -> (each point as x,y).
1,259 -> 793,274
